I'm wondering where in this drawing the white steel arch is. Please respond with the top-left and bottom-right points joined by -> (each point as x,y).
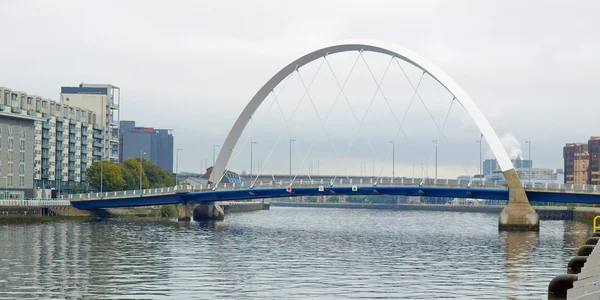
211,40 -> 514,184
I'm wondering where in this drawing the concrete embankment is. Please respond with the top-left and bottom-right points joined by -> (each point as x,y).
271,202 -> 577,220
220,201 -> 265,213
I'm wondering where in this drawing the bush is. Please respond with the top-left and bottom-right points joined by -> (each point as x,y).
161,204 -> 178,218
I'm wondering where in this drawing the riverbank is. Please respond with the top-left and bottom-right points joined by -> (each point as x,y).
270,202 -> 594,222
0,201 -> 266,223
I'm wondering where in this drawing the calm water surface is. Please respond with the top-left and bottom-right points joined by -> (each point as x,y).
0,207 -> 592,299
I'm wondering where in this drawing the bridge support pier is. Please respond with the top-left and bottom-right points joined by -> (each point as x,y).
178,204 -> 192,221
499,169 -> 540,231
193,203 -> 225,221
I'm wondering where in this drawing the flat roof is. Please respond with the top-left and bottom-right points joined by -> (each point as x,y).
0,111 -> 45,122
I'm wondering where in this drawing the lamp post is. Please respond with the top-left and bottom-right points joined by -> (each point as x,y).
140,150 -> 146,194
476,134 -> 482,184
389,141 -> 395,178
175,148 -> 183,186
525,140 -> 531,185
250,140 -> 257,176
289,138 -> 296,181
4,176 -> 7,200
432,140 -> 438,181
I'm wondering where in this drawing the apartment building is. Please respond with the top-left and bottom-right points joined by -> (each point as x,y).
60,84 -> 120,163
589,137 -> 600,185
564,143 -> 589,184
0,86 -> 107,193
119,120 -> 174,173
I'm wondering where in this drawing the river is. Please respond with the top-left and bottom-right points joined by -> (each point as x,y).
0,207 -> 591,299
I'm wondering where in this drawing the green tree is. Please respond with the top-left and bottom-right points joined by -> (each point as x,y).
306,196 -> 317,203
121,158 -> 150,190
86,161 -> 126,192
327,196 -> 340,203
143,159 -> 175,188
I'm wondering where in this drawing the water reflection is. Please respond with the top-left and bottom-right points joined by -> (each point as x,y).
0,210 -> 594,299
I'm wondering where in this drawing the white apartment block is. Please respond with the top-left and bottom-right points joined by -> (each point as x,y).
0,85 -> 112,192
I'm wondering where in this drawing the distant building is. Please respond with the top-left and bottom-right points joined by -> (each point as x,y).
589,137 -> 600,186
119,121 -> 174,173
564,142 -> 590,184
483,156 -> 532,176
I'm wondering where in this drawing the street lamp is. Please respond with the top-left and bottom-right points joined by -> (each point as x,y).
525,140 -> 531,185
476,134 -> 482,184
432,140 -> 438,181
289,138 -> 296,181
140,150 -> 146,194
389,141 -> 395,178
250,140 -> 257,176
175,148 -> 183,186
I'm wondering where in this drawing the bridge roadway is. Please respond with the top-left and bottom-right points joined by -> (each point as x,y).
62,177 -> 600,210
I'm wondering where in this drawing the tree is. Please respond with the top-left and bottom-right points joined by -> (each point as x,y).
306,196 -> 317,203
327,196 -> 340,203
86,161 -> 126,192
121,158 -> 150,190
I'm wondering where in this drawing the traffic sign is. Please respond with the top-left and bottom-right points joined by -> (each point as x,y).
352,186 -> 358,192
318,186 -> 324,192
286,186 -> 293,193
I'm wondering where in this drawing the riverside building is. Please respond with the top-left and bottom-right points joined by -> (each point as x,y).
0,85 -> 118,196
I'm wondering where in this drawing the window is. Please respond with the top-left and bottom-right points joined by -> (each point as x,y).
19,176 -> 24,187
36,100 -> 41,111
7,162 -> 13,174
27,97 -> 32,105
42,101 -> 48,108
82,111 -> 87,117
19,139 -> 25,149
7,176 -> 12,187
7,126 -> 12,135
8,138 -> 13,150
63,106 -> 68,117
21,128 -> 26,138
19,164 -> 24,174
19,152 -> 24,163
50,103 -> 55,115
69,107 -> 73,114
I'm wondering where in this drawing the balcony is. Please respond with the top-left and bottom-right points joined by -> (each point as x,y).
69,136 -> 75,143
93,141 -> 103,148
93,124 -> 103,130
81,130 -> 88,136
93,151 -> 102,157
81,139 -> 88,145
81,148 -> 88,155
42,122 -> 50,129
93,132 -> 102,139
69,147 -> 76,153
41,173 -> 49,179
56,126 -> 63,132
56,144 -> 64,151
81,157 -> 88,163
56,135 -> 63,142
42,163 -> 50,169
42,143 -> 50,149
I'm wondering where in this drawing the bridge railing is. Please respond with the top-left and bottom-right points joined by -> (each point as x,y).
0,199 -> 71,207
64,185 -> 204,201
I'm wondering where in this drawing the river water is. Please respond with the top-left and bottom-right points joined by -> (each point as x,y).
0,207 -> 592,299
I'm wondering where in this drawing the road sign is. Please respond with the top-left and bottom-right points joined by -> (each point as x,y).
352,186 -> 358,192
318,186 -> 324,192
286,186 -> 293,193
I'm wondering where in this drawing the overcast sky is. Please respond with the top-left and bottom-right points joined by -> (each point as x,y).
1,0 -> 599,178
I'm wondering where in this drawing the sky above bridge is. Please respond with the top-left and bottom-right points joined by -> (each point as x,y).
1,0 -> 599,178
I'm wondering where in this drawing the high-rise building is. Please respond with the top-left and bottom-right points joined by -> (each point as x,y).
588,137 -> 600,185
483,156 -> 532,176
60,84 -> 120,163
119,121 -> 174,173
1,85 -> 110,194
563,143 -> 588,184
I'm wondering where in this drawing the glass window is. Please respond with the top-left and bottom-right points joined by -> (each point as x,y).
21,128 -> 26,138
36,100 -> 41,110
42,101 -> 48,108
27,97 -> 32,105
19,164 -> 24,174
8,138 -> 13,149
19,176 -> 24,187
19,152 -> 24,163
69,107 -> 73,114
7,176 -> 12,187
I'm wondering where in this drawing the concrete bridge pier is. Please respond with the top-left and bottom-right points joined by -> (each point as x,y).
499,169 -> 540,231
193,203 -> 225,221
178,204 -> 192,221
